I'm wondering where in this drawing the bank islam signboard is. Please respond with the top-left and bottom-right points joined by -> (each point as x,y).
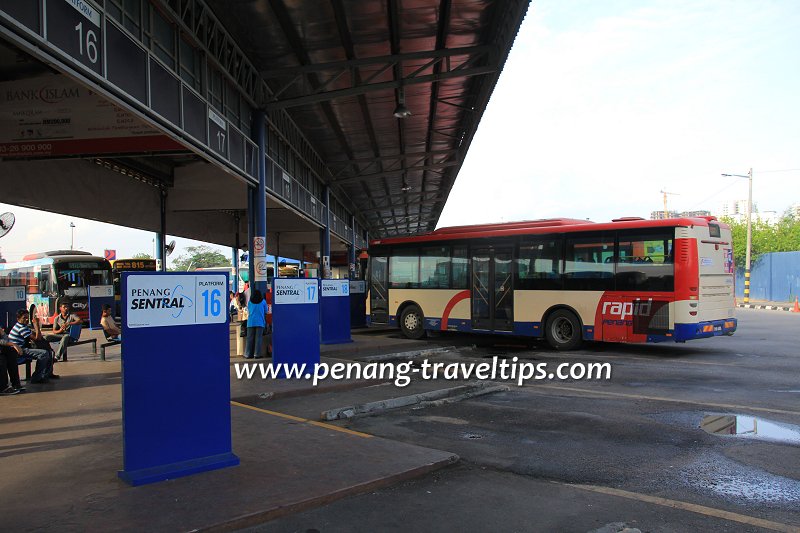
119,272 -> 237,486
0,73 -> 181,158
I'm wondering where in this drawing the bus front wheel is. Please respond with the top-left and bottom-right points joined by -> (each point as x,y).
400,305 -> 426,339
545,310 -> 582,351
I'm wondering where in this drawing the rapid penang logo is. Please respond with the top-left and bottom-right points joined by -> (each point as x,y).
129,285 -> 194,319
602,299 -> 653,320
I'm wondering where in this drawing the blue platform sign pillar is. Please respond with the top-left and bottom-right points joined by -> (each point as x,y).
272,278 -> 320,373
0,286 -> 26,330
119,272 -> 239,486
88,285 -> 114,330
320,279 -> 352,344
349,280 -> 367,328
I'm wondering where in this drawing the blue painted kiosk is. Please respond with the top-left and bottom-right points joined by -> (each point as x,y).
349,280 -> 367,328
119,271 -> 239,486
88,284 -> 114,330
272,278 -> 320,373
320,279 -> 352,344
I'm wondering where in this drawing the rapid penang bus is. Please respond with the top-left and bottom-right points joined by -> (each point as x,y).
367,217 -> 737,349
0,251 -> 113,324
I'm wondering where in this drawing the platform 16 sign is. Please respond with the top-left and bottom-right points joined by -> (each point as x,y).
126,274 -> 227,328
46,0 -> 104,76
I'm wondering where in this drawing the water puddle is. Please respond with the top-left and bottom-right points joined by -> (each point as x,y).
700,414 -> 800,444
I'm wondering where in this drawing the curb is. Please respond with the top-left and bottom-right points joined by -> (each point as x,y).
737,303 -> 795,312
198,452 -> 460,532
321,382 -> 509,420
232,378 -> 387,403
357,346 -> 457,363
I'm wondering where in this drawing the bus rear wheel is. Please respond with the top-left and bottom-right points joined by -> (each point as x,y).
399,305 -> 426,339
545,309 -> 582,351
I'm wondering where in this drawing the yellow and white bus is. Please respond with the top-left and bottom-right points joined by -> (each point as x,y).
111,258 -> 158,316
367,217 -> 737,349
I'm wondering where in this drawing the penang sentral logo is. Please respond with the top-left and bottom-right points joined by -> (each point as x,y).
276,286 -> 301,297
130,285 -> 194,319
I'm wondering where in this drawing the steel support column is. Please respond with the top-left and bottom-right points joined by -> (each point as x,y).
253,110 -> 268,294
247,186 -> 255,291
156,187 -> 167,272
349,215 -> 356,279
233,212 -> 240,293
320,186 -> 331,279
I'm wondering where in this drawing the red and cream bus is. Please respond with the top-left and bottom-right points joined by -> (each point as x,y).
367,217 -> 736,349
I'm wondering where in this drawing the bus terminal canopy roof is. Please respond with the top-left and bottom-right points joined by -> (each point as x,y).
0,0 -> 530,250
208,0 -> 529,237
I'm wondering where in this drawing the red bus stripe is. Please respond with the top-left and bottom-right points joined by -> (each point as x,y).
441,290 -> 471,330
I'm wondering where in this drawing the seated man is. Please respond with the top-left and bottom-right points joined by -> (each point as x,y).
44,302 -> 81,361
100,304 -> 121,341
0,327 -> 24,395
9,309 -> 57,384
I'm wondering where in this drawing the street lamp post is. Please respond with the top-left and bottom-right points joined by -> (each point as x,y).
69,222 -> 76,250
721,168 -> 753,304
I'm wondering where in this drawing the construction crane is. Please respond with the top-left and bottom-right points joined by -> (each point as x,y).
660,189 -> 680,219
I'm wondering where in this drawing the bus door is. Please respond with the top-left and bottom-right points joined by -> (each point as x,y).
369,254 -> 389,324
471,247 -> 514,331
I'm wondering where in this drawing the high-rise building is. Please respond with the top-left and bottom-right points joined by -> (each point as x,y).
720,199 -> 758,219
650,210 -> 679,220
650,210 -> 710,220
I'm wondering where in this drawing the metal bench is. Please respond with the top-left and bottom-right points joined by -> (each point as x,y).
62,324 -> 97,362
99,339 -> 121,360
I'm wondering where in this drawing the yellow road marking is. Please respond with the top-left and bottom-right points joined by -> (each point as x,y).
531,384 -> 800,417
560,482 -> 800,533
230,401 -> 373,438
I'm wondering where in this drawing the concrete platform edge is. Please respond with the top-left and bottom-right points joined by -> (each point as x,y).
198,453 -> 460,532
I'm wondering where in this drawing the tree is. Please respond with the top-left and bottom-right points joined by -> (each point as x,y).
721,214 -> 800,269
171,245 -> 231,271
132,252 -> 153,259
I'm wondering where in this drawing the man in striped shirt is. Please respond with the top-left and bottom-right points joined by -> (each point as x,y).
9,309 -> 56,384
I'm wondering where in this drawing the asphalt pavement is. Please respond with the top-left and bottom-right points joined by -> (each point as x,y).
2,310 -> 799,532
242,308 -> 800,533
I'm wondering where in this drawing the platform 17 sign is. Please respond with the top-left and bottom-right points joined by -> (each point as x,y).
125,274 -> 228,328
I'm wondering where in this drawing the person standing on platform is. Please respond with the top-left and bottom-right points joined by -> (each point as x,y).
244,290 -> 267,359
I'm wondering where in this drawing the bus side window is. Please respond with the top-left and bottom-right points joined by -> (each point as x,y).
563,235 -> 614,290
38,267 -> 52,295
517,239 -> 563,290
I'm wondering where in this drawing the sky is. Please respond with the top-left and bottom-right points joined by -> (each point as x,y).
1,0 -> 799,263
439,0 -> 800,225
